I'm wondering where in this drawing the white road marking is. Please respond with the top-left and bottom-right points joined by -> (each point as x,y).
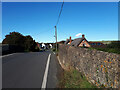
0,53 -> 16,58
41,53 -> 51,89
53,52 -> 55,54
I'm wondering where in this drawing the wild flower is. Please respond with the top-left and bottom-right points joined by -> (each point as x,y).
109,62 -> 112,64
101,65 -> 103,68
104,60 -> 107,63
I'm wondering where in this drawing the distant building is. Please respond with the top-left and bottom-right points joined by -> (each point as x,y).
64,36 -> 73,45
58,40 -> 66,44
65,34 -> 105,48
89,42 -> 105,48
70,35 -> 90,47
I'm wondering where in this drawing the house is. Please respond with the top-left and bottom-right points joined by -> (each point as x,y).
58,40 -> 65,44
89,42 -> 105,48
65,34 -> 105,48
36,42 -> 40,49
64,36 -> 73,45
70,34 -> 91,47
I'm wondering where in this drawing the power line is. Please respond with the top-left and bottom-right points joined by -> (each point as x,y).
54,1 -> 64,51
56,1 -> 64,26
36,1 -> 64,44
35,26 -> 54,36
33,27 -> 54,42
36,1 -> 64,36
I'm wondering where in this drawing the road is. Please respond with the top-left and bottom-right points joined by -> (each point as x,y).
2,51 -> 62,89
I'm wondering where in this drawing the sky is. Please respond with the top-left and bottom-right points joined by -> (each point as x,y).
2,2 -> 118,43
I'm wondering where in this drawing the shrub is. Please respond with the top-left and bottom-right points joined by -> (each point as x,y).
2,32 -> 39,52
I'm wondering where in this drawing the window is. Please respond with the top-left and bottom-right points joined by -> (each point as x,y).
83,43 -> 86,47
92,43 -> 95,45
97,43 -> 101,45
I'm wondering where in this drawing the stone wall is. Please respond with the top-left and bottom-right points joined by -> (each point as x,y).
58,44 -> 120,88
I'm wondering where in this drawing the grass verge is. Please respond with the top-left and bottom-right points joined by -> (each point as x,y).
58,68 -> 97,88
88,47 -> 120,54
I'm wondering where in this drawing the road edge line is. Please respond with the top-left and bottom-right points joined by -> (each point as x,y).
0,53 -> 16,58
41,53 -> 51,89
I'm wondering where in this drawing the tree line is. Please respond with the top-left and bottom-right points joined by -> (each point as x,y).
2,32 -> 39,52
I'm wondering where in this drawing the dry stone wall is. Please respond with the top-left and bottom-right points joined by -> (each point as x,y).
58,44 -> 120,88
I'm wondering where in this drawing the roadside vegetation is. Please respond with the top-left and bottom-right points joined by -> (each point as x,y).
89,41 -> 120,54
2,32 -> 39,52
58,68 -> 97,88
51,44 -> 59,52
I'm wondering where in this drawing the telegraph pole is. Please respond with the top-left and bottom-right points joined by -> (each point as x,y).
55,26 -> 57,51
54,1 -> 64,51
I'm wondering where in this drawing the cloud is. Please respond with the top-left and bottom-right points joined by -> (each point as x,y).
75,33 -> 82,37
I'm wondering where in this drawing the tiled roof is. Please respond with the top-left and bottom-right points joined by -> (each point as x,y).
64,39 -> 70,44
71,38 -> 83,47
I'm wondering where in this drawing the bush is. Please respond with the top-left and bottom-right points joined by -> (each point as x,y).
107,41 -> 120,49
2,32 -> 39,52
91,41 -> 120,54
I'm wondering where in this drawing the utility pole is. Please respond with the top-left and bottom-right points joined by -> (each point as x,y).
55,26 -> 57,51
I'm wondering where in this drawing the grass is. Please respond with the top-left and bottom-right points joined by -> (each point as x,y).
97,48 -> 120,54
88,41 -> 120,54
88,47 -> 120,54
59,69 -> 97,88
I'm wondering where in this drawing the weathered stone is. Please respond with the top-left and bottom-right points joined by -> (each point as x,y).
58,44 -> 120,88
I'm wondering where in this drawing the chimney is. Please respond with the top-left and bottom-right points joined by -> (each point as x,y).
69,36 -> 72,44
82,34 -> 85,38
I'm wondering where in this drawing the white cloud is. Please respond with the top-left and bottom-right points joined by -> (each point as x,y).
75,33 -> 82,37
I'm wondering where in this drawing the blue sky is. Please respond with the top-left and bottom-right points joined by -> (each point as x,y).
2,2 -> 118,43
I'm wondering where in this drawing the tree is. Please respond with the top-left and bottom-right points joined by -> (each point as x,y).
24,35 -> 32,51
2,32 -> 39,52
2,32 -> 25,46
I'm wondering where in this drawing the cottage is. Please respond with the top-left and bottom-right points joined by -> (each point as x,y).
64,36 -> 74,45
65,34 -> 105,48
70,34 -> 90,47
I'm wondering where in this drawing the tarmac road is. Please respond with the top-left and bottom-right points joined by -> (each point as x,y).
2,51 -> 61,89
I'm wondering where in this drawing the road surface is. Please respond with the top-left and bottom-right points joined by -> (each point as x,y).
2,51 -> 62,89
